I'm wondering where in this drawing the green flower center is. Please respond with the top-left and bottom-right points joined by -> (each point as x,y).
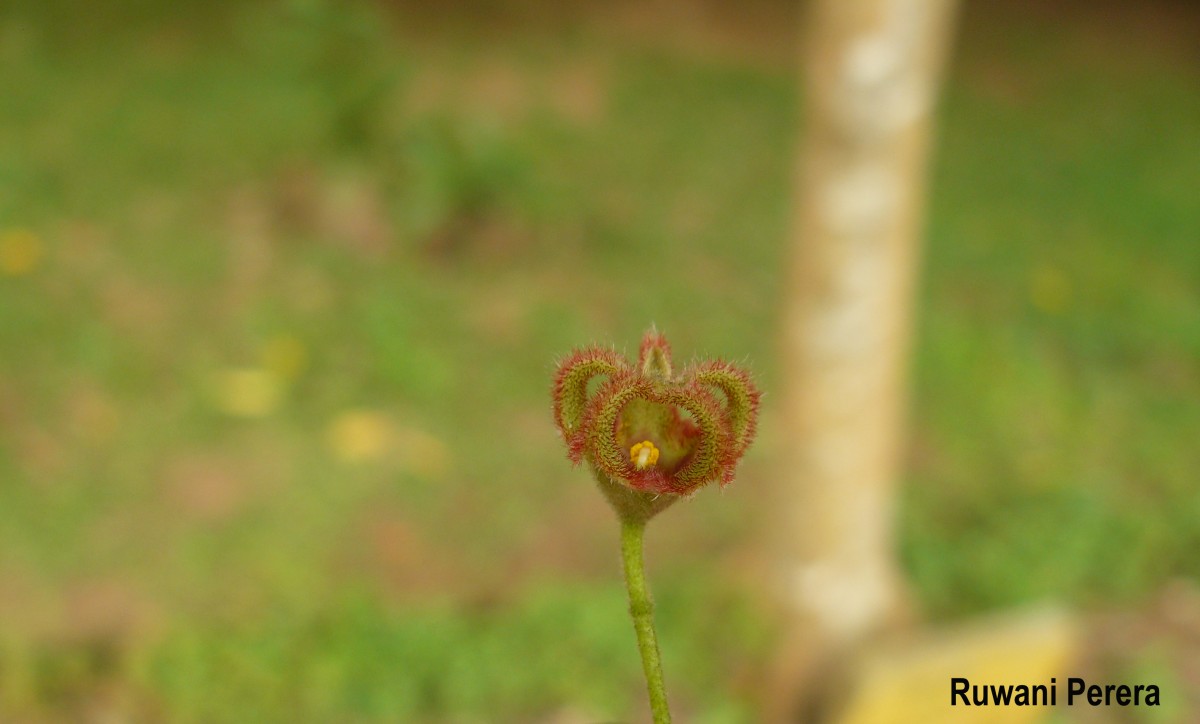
616,397 -> 699,473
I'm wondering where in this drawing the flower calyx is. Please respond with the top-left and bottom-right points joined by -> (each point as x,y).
552,329 -> 761,509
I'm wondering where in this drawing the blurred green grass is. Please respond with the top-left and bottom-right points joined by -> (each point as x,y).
0,0 -> 1197,720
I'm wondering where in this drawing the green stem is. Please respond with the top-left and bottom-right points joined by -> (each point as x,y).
620,519 -> 672,723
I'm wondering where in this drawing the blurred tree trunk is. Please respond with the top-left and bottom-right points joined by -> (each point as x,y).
766,0 -> 959,720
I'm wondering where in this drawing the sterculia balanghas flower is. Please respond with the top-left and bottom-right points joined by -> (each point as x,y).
552,329 -> 760,519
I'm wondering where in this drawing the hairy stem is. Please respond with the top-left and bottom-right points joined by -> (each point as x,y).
620,519 -> 672,723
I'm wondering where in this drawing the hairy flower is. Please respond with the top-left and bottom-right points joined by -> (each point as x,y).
552,329 -> 761,498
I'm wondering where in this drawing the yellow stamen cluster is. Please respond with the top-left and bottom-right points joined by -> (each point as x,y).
630,440 -> 660,470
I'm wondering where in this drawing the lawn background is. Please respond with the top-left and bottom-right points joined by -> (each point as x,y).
0,0 -> 1197,720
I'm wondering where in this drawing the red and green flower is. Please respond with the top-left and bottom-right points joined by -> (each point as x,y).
552,329 -> 761,500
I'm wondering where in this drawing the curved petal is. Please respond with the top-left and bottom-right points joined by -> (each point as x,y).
656,384 -> 734,494
685,360 -> 762,459
552,346 -> 628,443
574,372 -> 652,476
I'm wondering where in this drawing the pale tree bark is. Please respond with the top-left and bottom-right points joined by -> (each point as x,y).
766,0 -> 959,720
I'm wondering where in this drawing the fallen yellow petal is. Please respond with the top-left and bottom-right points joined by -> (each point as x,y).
328,410 -> 391,463
0,229 -> 43,277
213,368 -> 282,418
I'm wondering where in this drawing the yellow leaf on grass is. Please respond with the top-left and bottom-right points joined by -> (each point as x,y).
327,410 -> 391,463
214,368 -> 282,418
0,229 -> 43,276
